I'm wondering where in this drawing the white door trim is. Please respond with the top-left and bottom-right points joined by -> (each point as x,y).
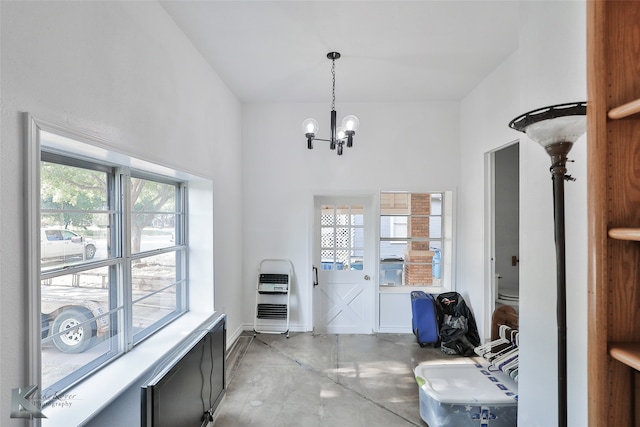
484,140 -> 520,342
312,194 -> 375,334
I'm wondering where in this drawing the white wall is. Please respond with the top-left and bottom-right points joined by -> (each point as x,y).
459,52 -> 521,339
242,102 -> 461,330
0,2 -> 243,424
459,1 -> 587,426
0,0 -> 590,425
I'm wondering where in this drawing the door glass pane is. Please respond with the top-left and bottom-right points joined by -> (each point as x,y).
321,228 -> 335,247
351,205 -> 364,226
336,227 -> 350,248
335,205 -> 349,225
353,228 -> 364,248
336,250 -> 349,269
319,204 -> 365,270
321,204 -> 334,225
321,249 -> 336,270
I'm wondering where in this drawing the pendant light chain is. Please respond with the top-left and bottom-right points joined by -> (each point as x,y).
331,57 -> 336,111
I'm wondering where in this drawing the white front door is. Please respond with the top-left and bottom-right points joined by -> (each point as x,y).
313,196 -> 374,334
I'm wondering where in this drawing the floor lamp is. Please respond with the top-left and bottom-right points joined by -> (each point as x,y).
508,102 -> 587,427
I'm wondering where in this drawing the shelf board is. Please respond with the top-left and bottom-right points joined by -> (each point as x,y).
608,98 -> 640,119
610,343 -> 640,371
608,228 -> 640,241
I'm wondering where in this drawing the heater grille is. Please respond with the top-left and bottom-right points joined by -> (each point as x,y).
257,304 -> 288,319
254,259 -> 292,337
259,274 -> 288,284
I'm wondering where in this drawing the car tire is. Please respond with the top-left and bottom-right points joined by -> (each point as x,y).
51,308 -> 96,353
41,314 -> 51,339
85,244 -> 96,259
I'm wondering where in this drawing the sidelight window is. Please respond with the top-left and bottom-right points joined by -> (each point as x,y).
379,192 -> 447,286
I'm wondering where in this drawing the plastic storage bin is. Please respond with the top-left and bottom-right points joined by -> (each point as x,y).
414,362 -> 517,427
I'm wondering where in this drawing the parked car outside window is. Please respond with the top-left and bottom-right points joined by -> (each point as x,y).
41,228 -> 96,260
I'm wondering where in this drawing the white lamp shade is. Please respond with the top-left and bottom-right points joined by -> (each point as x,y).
336,126 -> 346,140
509,102 -> 587,148
525,116 -> 587,147
302,118 -> 319,135
341,115 -> 360,132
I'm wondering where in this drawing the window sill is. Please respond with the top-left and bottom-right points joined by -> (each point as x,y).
378,285 -> 450,294
42,311 -> 220,427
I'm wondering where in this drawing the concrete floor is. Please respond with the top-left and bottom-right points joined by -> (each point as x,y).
213,332 -> 450,427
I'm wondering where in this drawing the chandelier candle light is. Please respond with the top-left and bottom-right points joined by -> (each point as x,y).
508,101 -> 587,427
302,52 -> 360,156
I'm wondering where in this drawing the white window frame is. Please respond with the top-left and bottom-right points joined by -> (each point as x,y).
26,115 -> 216,423
378,191 -> 454,289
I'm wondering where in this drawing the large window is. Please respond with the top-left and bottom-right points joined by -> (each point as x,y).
379,192 -> 445,286
37,131 -> 187,402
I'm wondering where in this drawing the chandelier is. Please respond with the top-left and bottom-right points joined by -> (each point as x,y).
302,52 -> 360,156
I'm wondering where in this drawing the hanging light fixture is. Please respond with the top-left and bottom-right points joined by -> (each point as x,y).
508,101 -> 587,427
302,52 -> 360,156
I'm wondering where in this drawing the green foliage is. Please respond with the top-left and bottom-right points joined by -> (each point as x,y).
41,162 -> 107,228
41,163 -> 176,247
131,178 -> 176,251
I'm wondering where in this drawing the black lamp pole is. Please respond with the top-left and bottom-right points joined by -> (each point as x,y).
547,142 -> 574,427
508,102 -> 586,427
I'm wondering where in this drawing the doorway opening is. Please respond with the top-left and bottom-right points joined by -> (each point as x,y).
485,142 -> 520,339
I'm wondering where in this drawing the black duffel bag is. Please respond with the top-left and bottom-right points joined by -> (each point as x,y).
436,292 -> 481,356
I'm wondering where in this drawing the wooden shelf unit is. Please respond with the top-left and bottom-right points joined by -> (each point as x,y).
608,99 -> 640,120
610,343 -> 640,372
608,228 -> 640,241
588,1 -> 640,426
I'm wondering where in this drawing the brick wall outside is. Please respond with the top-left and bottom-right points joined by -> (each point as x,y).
405,193 -> 434,285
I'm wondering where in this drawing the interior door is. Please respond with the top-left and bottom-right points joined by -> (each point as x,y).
485,141 -> 520,340
493,143 -> 520,307
313,196 -> 374,334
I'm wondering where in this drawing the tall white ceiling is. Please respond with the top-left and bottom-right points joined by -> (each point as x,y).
160,1 -> 520,103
